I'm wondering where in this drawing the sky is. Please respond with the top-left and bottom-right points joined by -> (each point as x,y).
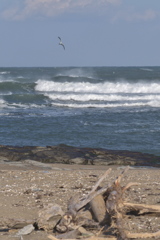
0,0 -> 160,67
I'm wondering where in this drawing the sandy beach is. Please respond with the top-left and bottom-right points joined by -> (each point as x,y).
0,160 -> 159,240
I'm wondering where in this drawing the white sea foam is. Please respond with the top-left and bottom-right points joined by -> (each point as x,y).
0,99 -> 8,108
0,91 -> 12,96
55,68 -> 94,79
140,68 -> 153,72
0,98 -> 45,110
0,79 -> 16,83
17,76 -> 24,79
56,73 -> 81,78
45,93 -> 160,102
0,71 -> 10,74
51,102 -> 148,108
34,79 -> 160,108
35,79 -> 160,94
8,103 -> 45,109
0,99 -> 6,104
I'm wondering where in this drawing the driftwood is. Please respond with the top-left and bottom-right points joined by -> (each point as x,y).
123,202 -> 160,214
1,167 -> 160,239
67,168 -> 112,214
55,166 -> 160,239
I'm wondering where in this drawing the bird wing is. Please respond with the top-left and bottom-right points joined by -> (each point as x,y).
62,44 -> 65,50
58,36 -> 61,41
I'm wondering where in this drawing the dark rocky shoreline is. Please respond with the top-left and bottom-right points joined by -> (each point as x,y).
0,144 -> 160,167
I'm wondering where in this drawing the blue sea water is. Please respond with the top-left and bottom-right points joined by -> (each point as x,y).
0,67 -> 160,156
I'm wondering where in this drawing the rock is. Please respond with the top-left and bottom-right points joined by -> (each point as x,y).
56,229 -> 81,239
38,203 -> 64,231
15,224 -> 34,236
89,195 -> 108,224
70,157 -> 86,164
0,144 -> 159,167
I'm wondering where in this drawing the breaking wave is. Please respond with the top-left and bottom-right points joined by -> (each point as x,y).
34,79 -> 160,108
1,67 -> 160,109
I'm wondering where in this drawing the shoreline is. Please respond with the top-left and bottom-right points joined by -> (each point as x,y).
0,144 -> 160,167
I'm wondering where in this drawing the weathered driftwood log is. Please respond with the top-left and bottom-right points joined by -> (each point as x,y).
56,168 -> 112,233
56,166 -> 160,239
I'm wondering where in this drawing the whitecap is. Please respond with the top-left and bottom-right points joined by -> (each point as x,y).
45,92 -> 160,102
0,71 -> 10,74
0,99 -> 8,108
140,68 -> 153,72
51,101 -> 148,109
17,76 -> 24,79
55,68 -> 95,80
0,91 -> 12,96
35,79 -> 160,94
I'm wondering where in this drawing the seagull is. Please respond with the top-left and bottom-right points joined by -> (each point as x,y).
58,36 -> 65,50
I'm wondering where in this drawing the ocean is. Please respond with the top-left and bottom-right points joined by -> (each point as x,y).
0,67 -> 160,156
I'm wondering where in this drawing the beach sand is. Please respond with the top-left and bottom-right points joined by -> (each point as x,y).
0,161 -> 159,240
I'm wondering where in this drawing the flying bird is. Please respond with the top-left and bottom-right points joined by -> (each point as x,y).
58,36 -> 65,50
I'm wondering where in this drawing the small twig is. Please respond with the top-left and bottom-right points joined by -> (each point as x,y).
123,202 -> 160,213
125,230 -> 160,239
95,226 -> 105,236
122,182 -> 140,192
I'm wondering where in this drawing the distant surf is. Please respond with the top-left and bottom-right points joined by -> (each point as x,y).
34,79 -> 160,108
0,66 -> 160,156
